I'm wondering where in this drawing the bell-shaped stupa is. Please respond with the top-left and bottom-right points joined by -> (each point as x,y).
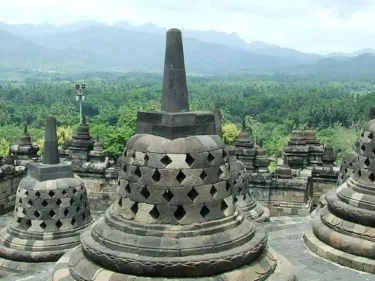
304,115 -> 375,273
51,28 -> 295,281
0,116 -> 92,273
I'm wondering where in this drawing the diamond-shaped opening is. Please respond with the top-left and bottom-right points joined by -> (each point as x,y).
130,202 -> 139,214
149,206 -> 160,219
174,205 -> 186,221
210,186 -> 218,198
361,144 -> 366,152
221,200 -> 229,212
199,170 -> 207,181
71,217 -> 76,226
358,170 -> 362,177
187,187 -> 199,202
222,150 -> 227,160
234,197 -> 239,203
217,167 -> 224,177
25,190 -> 28,196
152,169 -> 162,183
56,199 -> 62,207
34,210 -> 40,218
70,198 -> 75,205
238,187 -> 242,194
361,132 -> 365,137
123,164 -> 127,173
344,168 -> 348,174
176,170 -> 186,184
76,206 -> 81,213
35,191 -> 41,198
226,181 -> 231,192
134,166 -> 142,178
365,158 -> 371,167
49,209 -> 56,218
41,200 -> 48,207
200,205 -> 210,218
369,173 -> 375,182
369,132 -> 374,140
144,154 -> 150,163
131,152 -> 136,159
185,154 -> 195,167
22,208 -> 26,215
48,190 -> 55,198
82,213 -> 86,221
56,220 -> 63,229
16,217 -> 21,223
125,183 -> 131,194
40,221 -> 47,229
18,198 -> 22,204
163,189 -> 174,202
64,208 -> 69,216
160,155 -> 172,166
207,153 -> 215,163
80,195 -> 83,201
73,188 -> 77,194
62,189 -> 67,195
118,197 -> 123,207
140,187 -> 150,199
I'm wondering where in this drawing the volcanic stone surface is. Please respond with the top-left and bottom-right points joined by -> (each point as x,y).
0,116 -> 93,275
50,28 -> 295,281
304,117 -> 375,273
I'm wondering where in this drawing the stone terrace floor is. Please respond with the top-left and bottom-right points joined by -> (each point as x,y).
1,213 -> 375,281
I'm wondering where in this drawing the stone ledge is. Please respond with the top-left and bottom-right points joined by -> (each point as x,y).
304,222 -> 375,273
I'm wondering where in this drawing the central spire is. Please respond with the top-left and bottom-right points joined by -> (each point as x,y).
42,116 -> 59,165
161,28 -> 189,112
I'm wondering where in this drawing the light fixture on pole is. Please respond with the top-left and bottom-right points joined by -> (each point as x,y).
75,84 -> 86,124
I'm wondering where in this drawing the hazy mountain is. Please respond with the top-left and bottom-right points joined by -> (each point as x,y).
0,21 -> 320,63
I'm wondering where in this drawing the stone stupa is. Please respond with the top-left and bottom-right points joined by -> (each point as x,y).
0,116 -> 92,274
304,114 -> 375,273
51,28 -> 295,281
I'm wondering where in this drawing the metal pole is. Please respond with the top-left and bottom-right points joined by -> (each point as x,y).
79,97 -> 82,124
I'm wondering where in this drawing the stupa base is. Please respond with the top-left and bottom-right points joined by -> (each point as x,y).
304,219 -> 375,273
50,246 -> 295,281
0,256 -> 55,276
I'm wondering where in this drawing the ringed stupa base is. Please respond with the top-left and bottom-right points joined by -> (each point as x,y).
51,246 -> 294,281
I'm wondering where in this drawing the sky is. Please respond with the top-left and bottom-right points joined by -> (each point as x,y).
1,0 -> 375,54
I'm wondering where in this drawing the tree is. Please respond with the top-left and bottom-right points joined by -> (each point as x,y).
222,123 -> 240,146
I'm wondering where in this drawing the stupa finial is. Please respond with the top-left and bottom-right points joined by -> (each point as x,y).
161,28 -> 189,112
242,119 -> 246,131
24,124 -> 28,135
42,116 -> 59,165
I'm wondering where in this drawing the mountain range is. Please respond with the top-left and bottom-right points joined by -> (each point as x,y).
0,20 -> 374,77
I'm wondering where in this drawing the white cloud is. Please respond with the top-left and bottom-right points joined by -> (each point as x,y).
1,0 -> 375,54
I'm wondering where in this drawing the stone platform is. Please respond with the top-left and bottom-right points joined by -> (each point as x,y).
0,213 -> 372,280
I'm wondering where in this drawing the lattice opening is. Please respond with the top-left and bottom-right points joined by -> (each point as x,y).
132,152 -> 136,160
222,150 -> 227,160
134,166 -> 142,178
140,187 -> 151,199
217,167 -> 224,177
176,170 -> 186,184
62,189 -> 67,195
360,144 -> 365,152
22,208 -> 26,215
16,217 -> 21,223
187,187 -> 199,202
152,169 -> 162,183
80,195 -> 83,202
34,210 -> 40,218
365,158 -> 371,167
123,164 -> 127,173
358,170 -> 362,177
234,197 -> 239,203
361,132 -> 365,137
56,220 -> 63,229
56,199 -> 62,207
71,217 -> 76,226
48,190 -> 55,198
18,198 -> 22,204
64,209 -> 69,216
118,197 -> 123,207
130,202 -> 139,215
199,170 -> 207,181
221,200 -> 229,212
185,154 -> 195,167
160,155 -> 172,166
210,186 -> 218,198
49,209 -> 56,218
41,200 -> 48,207
35,191 -> 41,198
174,205 -> 186,221
40,222 -> 47,229
144,154 -> 150,163
369,173 -> 375,182
70,198 -> 75,205
125,183 -> 131,194
200,205 -> 210,218
226,181 -> 231,192
82,213 -> 86,221
163,189 -> 174,202
76,206 -> 81,213
149,206 -> 160,219
73,188 -> 77,194
25,190 -> 28,196
369,132 -> 374,140
207,153 -> 215,163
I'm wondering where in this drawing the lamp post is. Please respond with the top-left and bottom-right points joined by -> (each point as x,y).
75,84 -> 86,124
